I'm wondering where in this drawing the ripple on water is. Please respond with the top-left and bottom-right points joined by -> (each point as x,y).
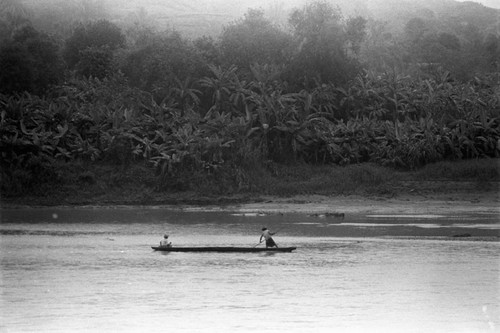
1,209 -> 499,332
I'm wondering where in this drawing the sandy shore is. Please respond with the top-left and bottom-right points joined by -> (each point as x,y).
175,192 -> 500,216
2,185 -> 499,217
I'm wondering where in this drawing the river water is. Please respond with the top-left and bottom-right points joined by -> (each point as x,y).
1,207 -> 499,333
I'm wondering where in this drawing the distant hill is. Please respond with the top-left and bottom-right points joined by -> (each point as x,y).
363,0 -> 500,34
461,0 -> 500,9
105,0 -> 500,37
104,0 -> 305,36
20,0 -> 500,38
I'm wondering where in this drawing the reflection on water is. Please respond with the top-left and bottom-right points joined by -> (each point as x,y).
0,208 -> 499,332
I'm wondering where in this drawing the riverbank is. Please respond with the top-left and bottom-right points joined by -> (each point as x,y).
2,159 -> 499,216
3,182 -> 499,216
227,192 -> 500,215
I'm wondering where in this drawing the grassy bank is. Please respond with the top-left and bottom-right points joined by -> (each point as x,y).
2,158 -> 498,207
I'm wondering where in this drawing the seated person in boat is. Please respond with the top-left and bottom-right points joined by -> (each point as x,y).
160,234 -> 172,247
260,227 -> 278,248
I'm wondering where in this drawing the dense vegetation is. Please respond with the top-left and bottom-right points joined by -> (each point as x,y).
1,0 -> 499,198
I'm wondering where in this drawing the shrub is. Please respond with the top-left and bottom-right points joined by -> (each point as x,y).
121,31 -> 206,97
220,9 -> 292,74
64,20 -> 125,71
75,45 -> 115,79
0,25 -> 63,95
286,1 -> 365,88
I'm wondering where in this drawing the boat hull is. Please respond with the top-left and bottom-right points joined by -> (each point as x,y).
151,246 -> 296,253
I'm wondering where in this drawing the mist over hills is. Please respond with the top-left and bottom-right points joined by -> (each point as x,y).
21,0 -> 500,37
111,0 -> 500,37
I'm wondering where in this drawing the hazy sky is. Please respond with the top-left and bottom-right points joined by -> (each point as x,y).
454,0 -> 500,8
200,0 -> 500,9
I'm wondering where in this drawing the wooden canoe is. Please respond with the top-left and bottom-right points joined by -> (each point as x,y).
151,246 -> 297,253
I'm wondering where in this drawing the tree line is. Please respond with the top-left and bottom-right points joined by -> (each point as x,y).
1,0 -> 499,194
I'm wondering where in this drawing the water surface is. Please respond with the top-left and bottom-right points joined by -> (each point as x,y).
1,207 -> 499,332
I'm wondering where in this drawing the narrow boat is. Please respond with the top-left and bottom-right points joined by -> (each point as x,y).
151,246 -> 297,253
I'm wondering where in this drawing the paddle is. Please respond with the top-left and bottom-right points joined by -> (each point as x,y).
273,227 -> 285,235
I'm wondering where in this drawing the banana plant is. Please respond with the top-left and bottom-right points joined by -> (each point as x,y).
169,76 -> 202,113
200,65 -> 242,115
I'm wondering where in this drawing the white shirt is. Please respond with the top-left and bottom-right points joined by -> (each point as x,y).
261,230 -> 272,240
160,239 -> 171,247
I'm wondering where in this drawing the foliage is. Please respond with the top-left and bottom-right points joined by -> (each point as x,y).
121,31 -> 206,98
0,25 -> 63,95
401,11 -> 500,80
286,1 -> 365,88
40,1 -> 108,35
75,45 -> 115,79
64,19 -> 125,71
1,1 -> 499,196
0,0 -> 32,43
219,9 -> 292,74
2,67 -> 498,195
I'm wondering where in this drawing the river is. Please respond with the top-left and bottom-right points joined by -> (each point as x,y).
1,207 -> 499,332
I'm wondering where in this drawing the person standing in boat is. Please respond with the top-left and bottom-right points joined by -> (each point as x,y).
160,234 -> 172,247
260,227 -> 278,248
